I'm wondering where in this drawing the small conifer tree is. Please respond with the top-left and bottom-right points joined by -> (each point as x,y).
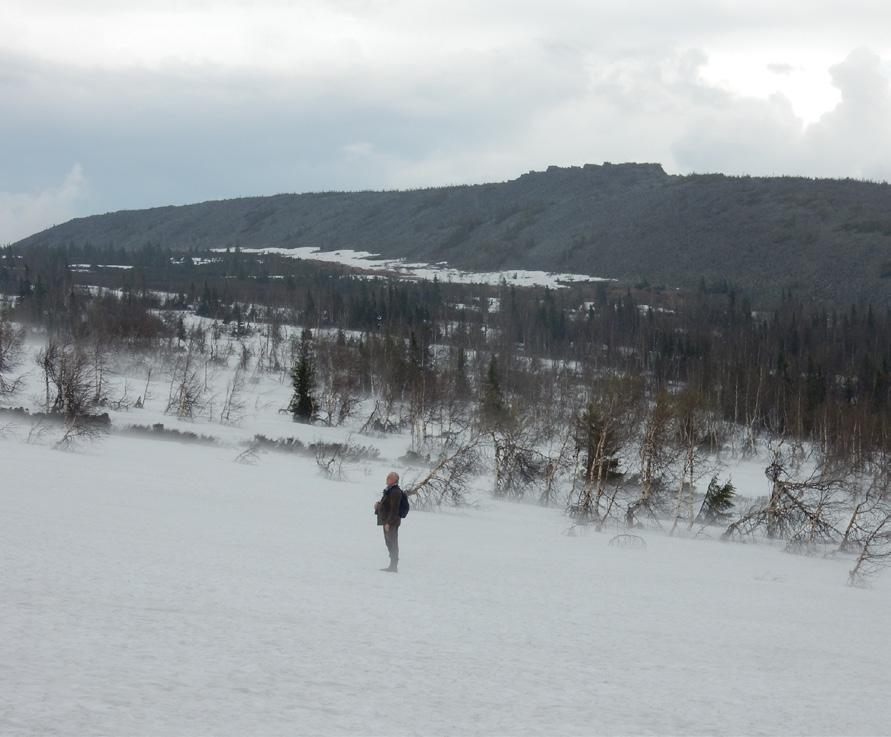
697,475 -> 736,524
480,355 -> 507,429
288,331 -> 316,423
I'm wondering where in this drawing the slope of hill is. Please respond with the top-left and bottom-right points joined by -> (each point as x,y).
13,163 -> 891,304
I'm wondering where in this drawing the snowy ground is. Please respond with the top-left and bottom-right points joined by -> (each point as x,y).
2,340 -> 891,736
3,424 -> 891,736
214,246 -> 612,289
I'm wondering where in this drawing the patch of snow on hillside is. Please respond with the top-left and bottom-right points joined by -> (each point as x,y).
69,264 -> 134,271
212,247 -> 612,289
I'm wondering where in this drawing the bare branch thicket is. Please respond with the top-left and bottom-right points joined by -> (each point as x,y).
165,338 -> 206,419
238,340 -> 252,371
401,342 -> 439,455
314,442 -> 347,481
538,423 -> 578,507
0,315 -> 26,397
55,415 -> 108,451
315,340 -> 361,427
848,513 -> 891,587
35,338 -> 111,447
204,322 -> 236,366
742,366 -> 766,457
39,341 -> 59,411
838,457 -> 891,585
274,334 -> 292,381
89,339 -> 111,406
26,419 -> 52,445
417,347 -> 477,454
107,379 -> 134,411
627,390 -> 675,528
428,400 -> 475,455
261,319 -> 285,373
190,324 -> 207,355
219,365 -> 247,425
723,443 -> 848,550
406,387 -> 429,454
838,467 -> 891,553
234,443 -> 262,465
360,393 -> 404,435
670,389 -> 720,535
492,418 -> 550,500
253,337 -> 269,378
532,362 -> 580,440
38,341 -> 95,420
404,432 -> 483,509
505,363 -> 583,508
598,483 -> 628,532
207,321 -> 225,363
609,533 -> 647,550
134,366 -> 153,409
249,315 -> 276,374
569,377 -> 641,526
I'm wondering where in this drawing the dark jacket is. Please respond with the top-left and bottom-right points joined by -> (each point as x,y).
377,484 -> 403,527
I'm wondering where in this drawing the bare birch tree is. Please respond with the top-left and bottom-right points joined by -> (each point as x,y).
0,315 -> 25,397
404,432 -> 482,508
848,512 -> 891,586
219,365 -> 246,425
38,342 -> 94,420
723,443 -> 847,549
670,389 -> 717,535
627,389 -> 675,527
570,377 -> 640,526
844,458 -> 891,585
166,338 -> 206,419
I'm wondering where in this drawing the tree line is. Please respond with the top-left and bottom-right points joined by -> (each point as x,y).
4,243 -> 891,463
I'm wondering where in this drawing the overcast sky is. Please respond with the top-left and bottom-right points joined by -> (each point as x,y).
2,0 -> 891,243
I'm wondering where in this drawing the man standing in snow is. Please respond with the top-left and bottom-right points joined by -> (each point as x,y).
374,471 -> 403,573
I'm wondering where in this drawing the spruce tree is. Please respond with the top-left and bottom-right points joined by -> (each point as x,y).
697,475 -> 736,524
288,332 -> 316,423
481,355 -> 507,429
453,347 -> 471,400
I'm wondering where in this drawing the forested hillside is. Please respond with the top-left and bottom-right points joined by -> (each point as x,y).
12,163 -> 891,306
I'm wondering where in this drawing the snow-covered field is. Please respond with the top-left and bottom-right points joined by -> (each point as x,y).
2,344 -> 891,736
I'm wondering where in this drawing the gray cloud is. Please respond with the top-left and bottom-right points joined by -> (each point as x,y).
802,48 -> 891,180
3,14 -> 891,243
767,62 -> 796,75
0,164 -> 87,244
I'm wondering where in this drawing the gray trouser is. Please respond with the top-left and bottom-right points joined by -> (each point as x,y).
384,525 -> 399,567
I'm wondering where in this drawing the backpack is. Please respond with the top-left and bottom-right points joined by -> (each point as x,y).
398,490 -> 410,519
